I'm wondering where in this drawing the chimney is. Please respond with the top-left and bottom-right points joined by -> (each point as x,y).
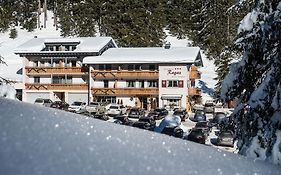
164,42 -> 171,49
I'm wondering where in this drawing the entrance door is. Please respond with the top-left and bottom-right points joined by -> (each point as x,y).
54,92 -> 65,101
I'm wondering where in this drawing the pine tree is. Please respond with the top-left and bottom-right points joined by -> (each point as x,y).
9,28 -> 18,39
221,0 -> 281,164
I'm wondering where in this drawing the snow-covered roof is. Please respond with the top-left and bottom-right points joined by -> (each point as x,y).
14,37 -> 117,54
83,47 -> 201,64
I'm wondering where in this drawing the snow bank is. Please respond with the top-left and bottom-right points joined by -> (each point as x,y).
0,84 -> 16,99
272,130 -> 281,165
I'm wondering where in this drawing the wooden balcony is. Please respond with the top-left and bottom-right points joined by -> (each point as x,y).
189,65 -> 201,79
25,83 -> 88,90
188,87 -> 201,96
25,66 -> 88,75
92,70 -> 159,78
92,88 -> 159,95
189,71 -> 201,79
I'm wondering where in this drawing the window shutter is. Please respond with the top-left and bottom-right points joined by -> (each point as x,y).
179,80 -> 184,88
162,80 -> 166,87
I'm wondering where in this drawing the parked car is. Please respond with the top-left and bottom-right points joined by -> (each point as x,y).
93,113 -> 109,121
68,101 -> 86,113
173,109 -> 189,122
194,121 -> 211,136
113,115 -> 134,126
34,98 -> 53,107
204,101 -> 215,114
186,128 -> 207,144
50,101 -> 69,110
217,130 -> 234,147
153,108 -> 169,120
85,102 -> 105,114
107,104 -> 122,116
212,112 -> 227,127
161,125 -> 184,138
120,105 -> 127,115
132,117 -> 156,131
190,110 -> 207,122
128,108 -> 145,118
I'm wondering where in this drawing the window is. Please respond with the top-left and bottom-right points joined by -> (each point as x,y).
34,77 -> 40,84
128,65 -> 134,70
104,80 -> 109,88
148,80 -> 158,87
105,64 -> 112,70
52,76 -> 72,84
139,80 -> 144,88
127,81 -> 135,87
99,65 -> 104,70
167,80 -> 184,88
162,80 -> 167,87
149,64 -> 155,70
135,64 -> 141,70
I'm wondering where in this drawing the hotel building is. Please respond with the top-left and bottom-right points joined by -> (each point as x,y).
83,46 -> 202,110
15,37 -> 117,103
15,37 -> 202,110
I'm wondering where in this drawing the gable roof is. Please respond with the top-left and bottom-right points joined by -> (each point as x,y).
83,47 -> 202,65
14,37 -> 117,54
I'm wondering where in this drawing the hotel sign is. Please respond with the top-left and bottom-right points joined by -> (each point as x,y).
163,67 -> 186,79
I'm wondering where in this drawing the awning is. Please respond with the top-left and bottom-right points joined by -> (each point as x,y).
161,94 -> 182,100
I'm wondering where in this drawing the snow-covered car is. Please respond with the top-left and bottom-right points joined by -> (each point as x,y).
107,104 -> 122,116
67,101 -> 86,113
173,109 -> 189,122
190,110 -> 207,122
34,98 -> 53,107
155,115 -> 188,134
85,102 -> 105,114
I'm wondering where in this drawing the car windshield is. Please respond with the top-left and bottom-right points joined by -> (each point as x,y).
110,106 -> 119,109
196,122 -> 207,127
72,102 -> 82,106
205,103 -> 214,107
43,99 -> 51,103
221,132 -> 233,137
35,99 -> 43,103
173,111 -> 183,115
215,113 -> 226,118
196,110 -> 204,115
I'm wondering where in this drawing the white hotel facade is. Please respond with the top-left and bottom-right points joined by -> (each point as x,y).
15,37 -> 202,111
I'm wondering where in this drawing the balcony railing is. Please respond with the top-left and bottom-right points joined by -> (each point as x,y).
25,66 -> 88,75
25,83 -> 88,90
92,70 -> 159,78
92,87 -> 159,95
188,87 -> 201,96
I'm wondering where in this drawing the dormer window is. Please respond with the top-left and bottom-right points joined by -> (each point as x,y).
42,41 -> 80,52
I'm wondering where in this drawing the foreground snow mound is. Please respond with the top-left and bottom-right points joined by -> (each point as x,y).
0,99 -> 280,175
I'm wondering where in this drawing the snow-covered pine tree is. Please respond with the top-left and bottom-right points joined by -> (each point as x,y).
221,0 -> 281,164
